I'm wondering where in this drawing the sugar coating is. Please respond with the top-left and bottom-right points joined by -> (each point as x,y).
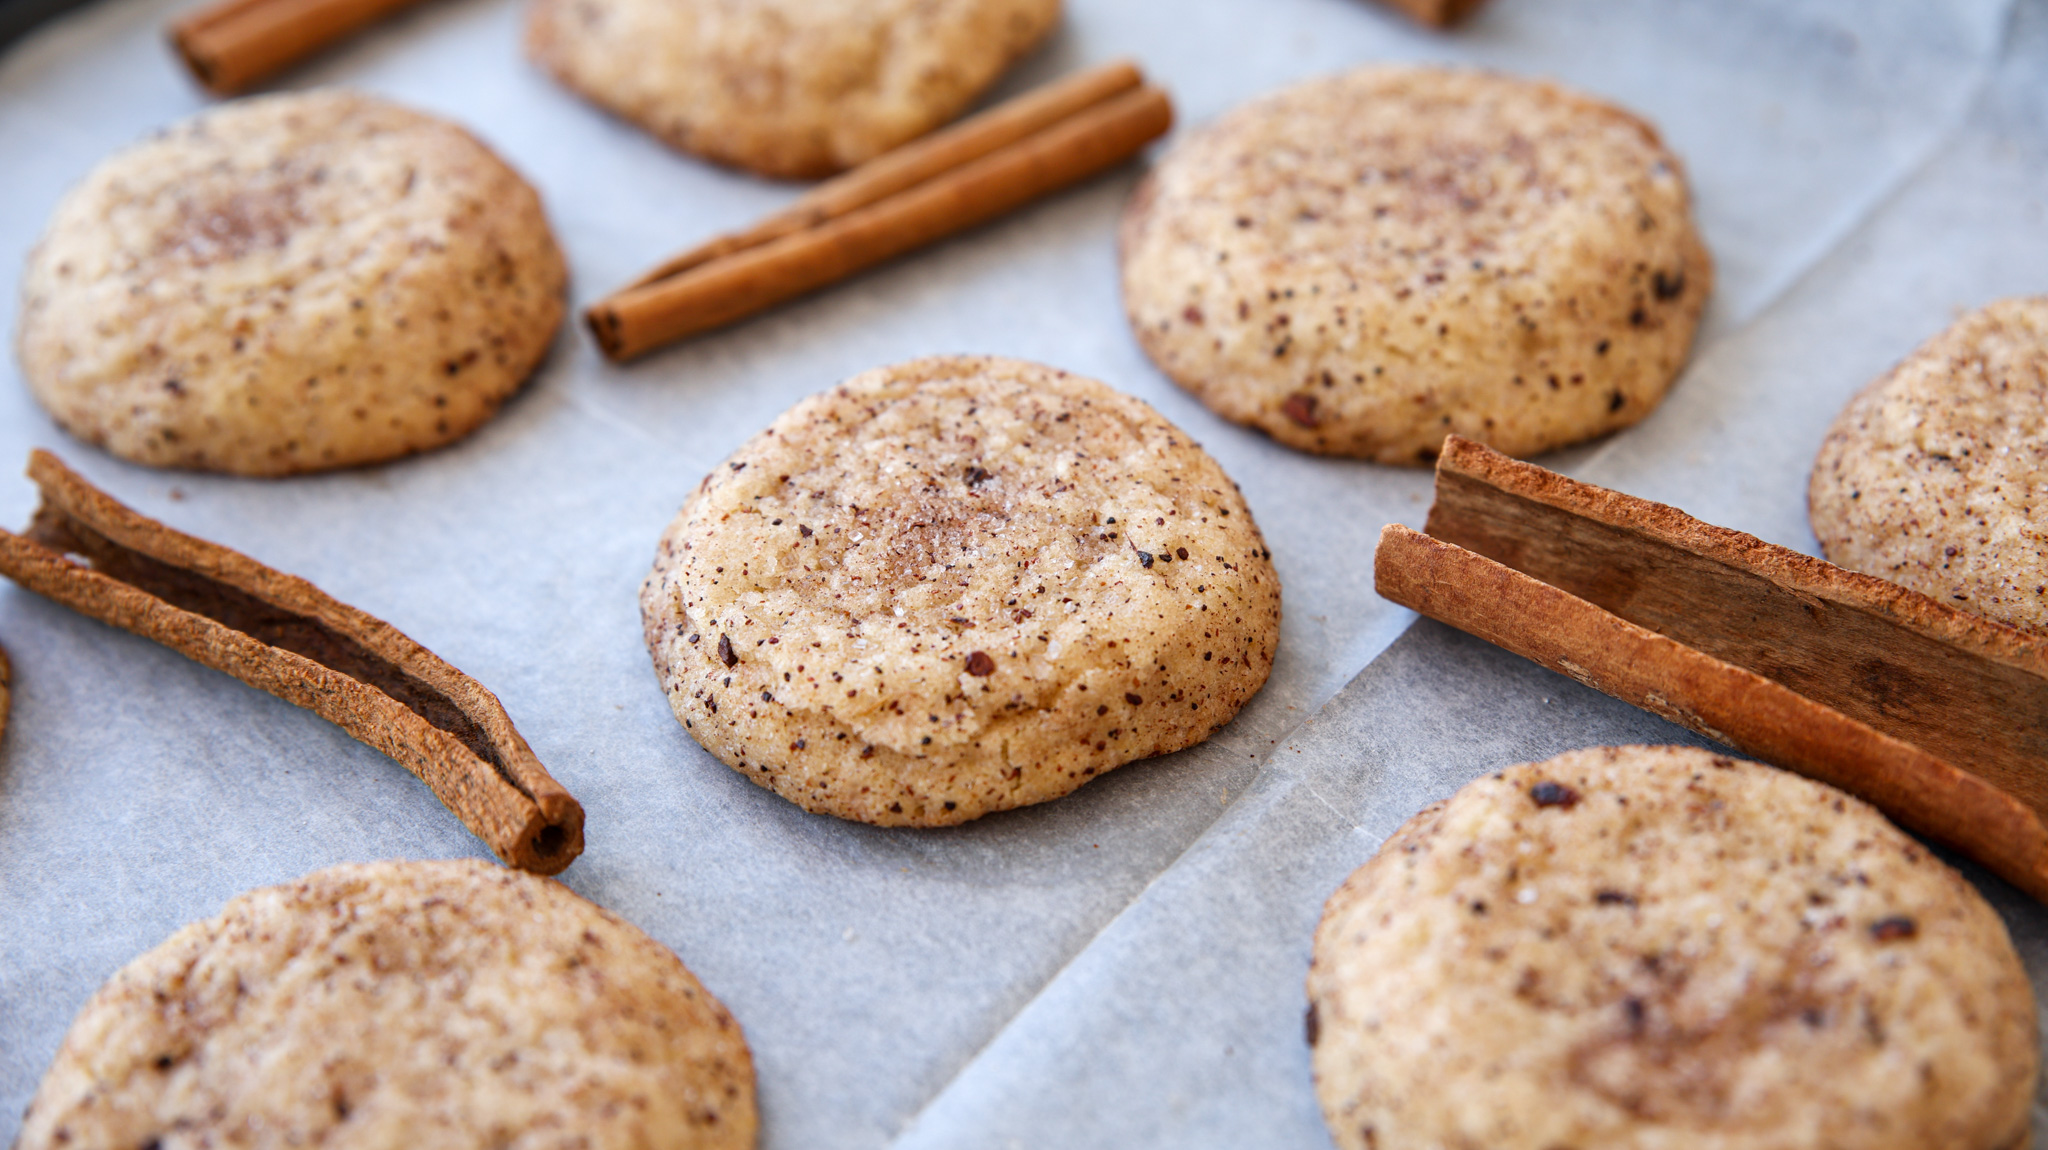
640,356 -> 1281,825
16,859 -> 755,1150
17,90 -> 566,476
525,0 -> 1060,179
1811,298 -> 2048,635
1120,66 -> 1711,464
1307,746 -> 2036,1150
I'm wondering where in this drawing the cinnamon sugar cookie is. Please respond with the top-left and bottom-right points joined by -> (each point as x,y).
640,355 -> 1281,825
525,0 -> 1061,179
17,859 -> 755,1150
1811,298 -> 2048,635
1120,66 -> 1711,464
1308,746 -> 2035,1150
18,90 -> 566,476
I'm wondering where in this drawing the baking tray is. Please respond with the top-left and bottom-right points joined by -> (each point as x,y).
2,0 -> 2045,1145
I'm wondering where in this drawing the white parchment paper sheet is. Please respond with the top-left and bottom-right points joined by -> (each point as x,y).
0,0 -> 2041,1146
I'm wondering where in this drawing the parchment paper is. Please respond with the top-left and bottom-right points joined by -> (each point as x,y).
1,0 -> 2042,1145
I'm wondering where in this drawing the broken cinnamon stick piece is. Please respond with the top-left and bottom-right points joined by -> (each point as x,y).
170,0 -> 430,95
1374,435 -> 2048,902
588,72 -> 1174,361
0,451 -> 583,874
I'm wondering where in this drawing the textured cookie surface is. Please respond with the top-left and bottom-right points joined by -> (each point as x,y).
526,0 -> 1060,179
18,90 -> 566,476
1120,66 -> 1711,464
1307,746 -> 2036,1150
640,356 -> 1281,825
17,859 -> 755,1150
1811,298 -> 2048,635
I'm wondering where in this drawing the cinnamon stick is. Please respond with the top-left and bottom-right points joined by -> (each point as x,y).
170,0 -> 430,95
0,451 -> 583,874
588,74 -> 1174,361
1374,435 -> 2048,901
624,59 -> 1147,292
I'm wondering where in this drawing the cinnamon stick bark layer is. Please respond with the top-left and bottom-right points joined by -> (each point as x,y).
1375,435 -> 2048,902
588,66 -> 1174,361
170,0 -> 429,94
0,451 -> 583,873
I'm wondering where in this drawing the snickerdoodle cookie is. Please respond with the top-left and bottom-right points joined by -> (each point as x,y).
17,859 -> 755,1150
18,90 -> 566,476
525,0 -> 1061,179
1811,298 -> 2048,635
640,355 -> 1280,825
1308,745 -> 2035,1150
1121,66 -> 1711,464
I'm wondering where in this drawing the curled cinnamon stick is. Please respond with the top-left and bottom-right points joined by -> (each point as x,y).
623,59 -> 1148,292
588,68 -> 1174,361
170,0 -> 430,95
1374,436 -> 2048,901
0,451 -> 583,873
1379,525 -> 2048,902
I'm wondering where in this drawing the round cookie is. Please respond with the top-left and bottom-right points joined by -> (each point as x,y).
18,90 -> 567,477
525,0 -> 1061,180
639,355 -> 1281,826
17,859 -> 755,1150
1811,298 -> 2048,635
1120,66 -> 1712,464
1307,745 -> 2037,1150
